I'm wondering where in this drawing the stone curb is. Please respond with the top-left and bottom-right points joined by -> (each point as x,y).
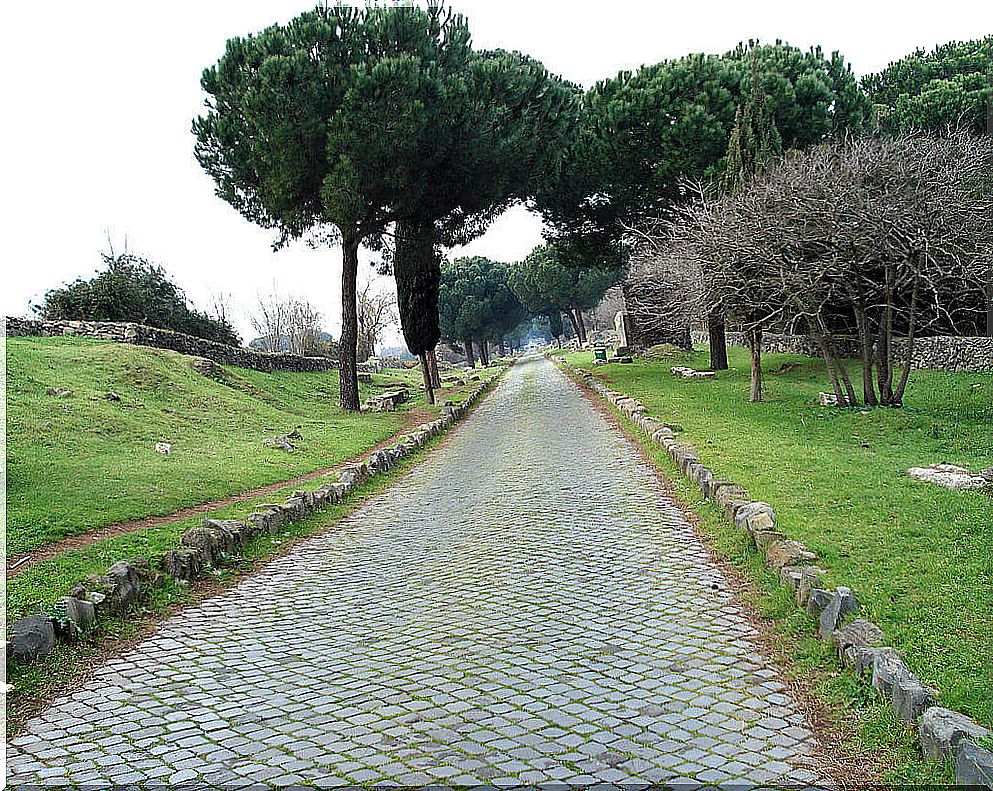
6,369 -> 505,669
549,353 -> 992,782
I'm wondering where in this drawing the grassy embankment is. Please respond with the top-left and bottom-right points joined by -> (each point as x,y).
6,335 -> 496,619
558,346 -> 991,780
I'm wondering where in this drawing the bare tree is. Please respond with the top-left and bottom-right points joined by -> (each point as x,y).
251,288 -> 326,356
743,132 -> 991,406
207,291 -> 237,329
250,290 -> 288,353
356,280 -> 397,362
285,300 -> 324,356
645,131 -> 993,405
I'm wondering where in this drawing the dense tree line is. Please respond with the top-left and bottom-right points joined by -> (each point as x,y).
438,257 -> 525,370
508,245 -> 619,346
864,36 -> 993,135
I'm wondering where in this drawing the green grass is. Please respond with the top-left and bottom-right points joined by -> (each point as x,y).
560,346 -> 992,731
5,336 -> 498,558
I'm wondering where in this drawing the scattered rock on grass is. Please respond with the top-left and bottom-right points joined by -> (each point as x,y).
908,463 -> 991,491
264,429 -> 302,451
670,366 -> 715,379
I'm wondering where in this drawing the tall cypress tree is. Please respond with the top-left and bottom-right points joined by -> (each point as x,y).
394,220 -> 443,404
722,55 -> 784,398
724,56 -> 783,195
390,49 -> 579,395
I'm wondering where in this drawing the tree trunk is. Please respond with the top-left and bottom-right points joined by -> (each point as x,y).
986,268 -> 992,337
427,348 -> 442,389
464,338 -> 475,368
707,310 -> 729,371
479,341 -> 490,367
576,308 -> 588,344
419,351 -> 435,405
813,330 -> 847,406
854,303 -> 878,407
498,337 -> 507,357
893,277 -> 920,406
877,270 -> 896,405
746,327 -> 763,403
339,238 -> 361,411
565,310 -> 580,338
835,354 -> 858,406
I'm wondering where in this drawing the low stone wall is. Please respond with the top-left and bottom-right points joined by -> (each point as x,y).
552,353 -> 992,784
6,317 -> 338,373
6,369 -> 504,669
690,330 -> 993,373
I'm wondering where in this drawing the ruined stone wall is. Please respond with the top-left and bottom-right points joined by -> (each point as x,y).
690,330 -> 992,373
6,317 -> 338,372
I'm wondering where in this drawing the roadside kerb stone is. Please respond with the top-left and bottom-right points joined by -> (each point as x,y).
919,708 -> 991,762
956,741 -> 993,786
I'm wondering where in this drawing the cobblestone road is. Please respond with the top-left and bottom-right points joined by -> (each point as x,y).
8,356 -> 827,788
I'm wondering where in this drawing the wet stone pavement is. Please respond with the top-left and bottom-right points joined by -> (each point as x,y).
7,356 -> 828,788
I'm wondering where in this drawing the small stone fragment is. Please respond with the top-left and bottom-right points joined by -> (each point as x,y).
53,596 -> 96,634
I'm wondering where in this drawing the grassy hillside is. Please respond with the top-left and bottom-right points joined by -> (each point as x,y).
6,336 -> 455,557
561,346 -> 993,727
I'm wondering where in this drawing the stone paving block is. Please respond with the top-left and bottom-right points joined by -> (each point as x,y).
6,357 -> 827,788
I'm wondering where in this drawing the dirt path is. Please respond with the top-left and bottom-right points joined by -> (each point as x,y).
6,406 -> 439,579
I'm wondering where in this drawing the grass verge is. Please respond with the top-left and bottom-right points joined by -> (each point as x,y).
556,346 -> 991,728
5,335 -> 498,557
553,352 -> 977,784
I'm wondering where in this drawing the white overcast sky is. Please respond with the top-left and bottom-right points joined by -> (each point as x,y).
3,1 -> 991,346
